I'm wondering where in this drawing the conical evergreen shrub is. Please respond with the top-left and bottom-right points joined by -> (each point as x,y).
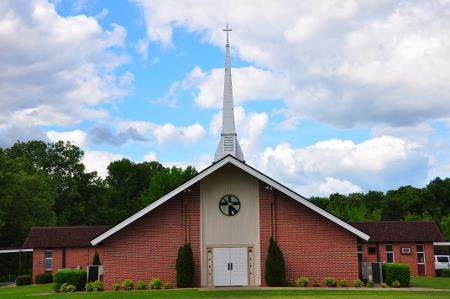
92,251 -> 101,265
265,237 -> 287,286
176,243 -> 194,287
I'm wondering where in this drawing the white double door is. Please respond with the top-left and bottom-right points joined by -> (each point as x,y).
213,247 -> 248,286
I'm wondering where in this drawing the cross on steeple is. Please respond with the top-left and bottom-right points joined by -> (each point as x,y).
223,24 -> 232,45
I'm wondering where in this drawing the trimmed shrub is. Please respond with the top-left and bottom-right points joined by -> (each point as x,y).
366,279 -> 374,288
353,279 -> 363,288
391,280 -> 401,288
437,269 -> 450,277
122,279 -> 133,290
35,273 -> 53,284
112,283 -> 121,291
265,237 -> 287,286
53,269 -> 87,292
176,243 -> 195,288
86,282 -> 94,292
164,282 -> 173,289
92,280 -> 103,291
296,276 -> 308,287
60,283 -> 76,293
324,277 -> 337,287
312,280 -> 320,287
383,263 -> 410,287
137,280 -> 147,290
16,275 -> 32,286
92,251 -> 101,266
381,283 -> 388,288
338,279 -> 348,287
150,277 -> 162,289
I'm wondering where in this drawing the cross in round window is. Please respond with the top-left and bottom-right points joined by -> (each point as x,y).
219,194 -> 240,216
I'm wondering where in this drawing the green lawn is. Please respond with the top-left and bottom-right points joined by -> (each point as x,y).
1,284 -> 450,299
411,276 -> 450,289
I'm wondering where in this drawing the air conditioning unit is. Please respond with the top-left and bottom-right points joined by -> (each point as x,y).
401,247 -> 411,255
87,265 -> 103,282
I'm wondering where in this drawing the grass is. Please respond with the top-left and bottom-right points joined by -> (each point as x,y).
1,284 -> 450,299
411,276 -> 450,289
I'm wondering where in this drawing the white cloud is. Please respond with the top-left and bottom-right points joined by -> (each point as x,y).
193,66 -> 292,108
82,150 -> 124,177
135,37 -> 150,60
163,154 -> 213,172
117,120 -> 206,146
299,177 -> 362,197
134,0 -> 450,128
46,129 -> 87,148
0,0 -> 131,127
143,151 -> 157,162
251,136 -> 429,196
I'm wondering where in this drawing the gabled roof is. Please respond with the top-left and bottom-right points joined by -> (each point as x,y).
350,221 -> 444,242
23,225 -> 111,248
92,155 -> 370,245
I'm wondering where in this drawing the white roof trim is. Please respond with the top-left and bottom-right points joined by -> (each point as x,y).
92,156 -> 369,245
434,242 -> 450,246
0,249 -> 33,254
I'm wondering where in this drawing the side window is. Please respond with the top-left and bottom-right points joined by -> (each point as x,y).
44,250 -> 53,271
357,243 -> 363,262
417,244 -> 425,264
386,244 -> 394,263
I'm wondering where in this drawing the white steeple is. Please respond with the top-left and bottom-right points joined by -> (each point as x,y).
214,25 -> 244,162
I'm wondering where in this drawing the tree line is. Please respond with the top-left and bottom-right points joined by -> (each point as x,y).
310,180 -> 450,239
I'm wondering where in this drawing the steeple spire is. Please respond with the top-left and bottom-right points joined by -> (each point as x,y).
214,25 -> 244,162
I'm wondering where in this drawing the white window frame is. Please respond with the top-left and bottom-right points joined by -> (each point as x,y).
385,243 -> 394,263
416,244 -> 425,265
357,243 -> 363,262
44,250 -> 53,271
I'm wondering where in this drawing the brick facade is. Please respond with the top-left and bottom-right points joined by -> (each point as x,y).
100,183 -> 200,289
259,182 -> 360,286
32,247 -> 101,282
360,242 -> 435,276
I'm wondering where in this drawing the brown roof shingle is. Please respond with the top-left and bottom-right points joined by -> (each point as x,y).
350,221 -> 444,243
22,226 -> 111,248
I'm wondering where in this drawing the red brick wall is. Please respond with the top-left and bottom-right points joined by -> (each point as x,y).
259,182 -> 360,286
100,183 -> 200,289
32,247 -> 102,282
361,242 -> 435,276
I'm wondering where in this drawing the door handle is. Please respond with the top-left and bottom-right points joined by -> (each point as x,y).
227,263 -> 230,270
230,263 -> 233,271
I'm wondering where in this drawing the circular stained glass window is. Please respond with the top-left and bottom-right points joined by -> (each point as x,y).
219,194 -> 240,216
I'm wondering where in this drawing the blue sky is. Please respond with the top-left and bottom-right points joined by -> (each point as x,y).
1,0 -> 450,196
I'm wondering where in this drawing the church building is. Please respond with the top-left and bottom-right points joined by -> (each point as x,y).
24,27 -> 445,289
88,28 -> 370,288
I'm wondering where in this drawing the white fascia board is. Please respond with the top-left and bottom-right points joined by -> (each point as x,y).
92,155 -> 370,245
0,249 -> 33,254
226,159 -> 370,241
91,157 -> 231,245
434,242 -> 450,246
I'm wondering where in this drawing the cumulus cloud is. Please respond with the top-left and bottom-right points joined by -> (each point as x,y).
82,150 -> 124,177
251,136 -> 429,196
46,129 -> 88,148
134,0 -> 450,128
0,0 -> 131,127
90,127 -> 147,146
117,120 -> 206,146
0,125 -> 49,148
